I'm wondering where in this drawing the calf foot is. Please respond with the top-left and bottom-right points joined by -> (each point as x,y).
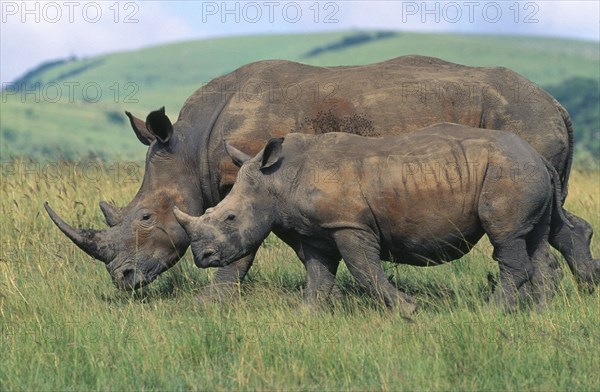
519,254 -> 563,306
390,292 -> 418,321
302,283 -> 343,310
195,282 -> 240,311
489,290 -> 517,313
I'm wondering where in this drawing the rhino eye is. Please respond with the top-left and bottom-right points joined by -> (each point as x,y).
141,213 -> 152,221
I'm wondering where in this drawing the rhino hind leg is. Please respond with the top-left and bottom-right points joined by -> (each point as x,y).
490,237 -> 536,311
550,209 -> 600,291
520,205 -> 562,307
523,249 -> 562,306
333,230 -> 417,319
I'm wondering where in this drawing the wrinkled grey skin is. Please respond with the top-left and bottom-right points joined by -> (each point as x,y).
174,124 -> 578,312
45,56 -> 599,293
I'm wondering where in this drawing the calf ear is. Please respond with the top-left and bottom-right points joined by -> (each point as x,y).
260,137 -> 284,170
125,111 -> 153,146
225,141 -> 252,167
146,107 -> 173,144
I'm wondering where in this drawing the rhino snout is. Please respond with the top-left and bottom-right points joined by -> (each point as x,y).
193,248 -> 223,268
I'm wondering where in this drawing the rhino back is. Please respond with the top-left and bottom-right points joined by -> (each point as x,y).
175,56 -> 568,206
277,126 -> 544,264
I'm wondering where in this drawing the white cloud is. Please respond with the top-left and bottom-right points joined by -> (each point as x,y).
1,1 -> 598,84
336,1 -> 599,39
1,1 -> 196,83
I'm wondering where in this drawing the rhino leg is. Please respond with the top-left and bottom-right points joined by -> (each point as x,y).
521,206 -> 561,307
285,237 -> 341,305
524,249 -> 562,306
550,208 -> 600,291
490,237 -> 535,311
333,230 -> 417,318
195,251 -> 257,308
300,248 -> 341,305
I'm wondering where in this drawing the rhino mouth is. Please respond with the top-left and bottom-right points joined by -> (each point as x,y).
194,249 -> 222,268
108,256 -> 170,291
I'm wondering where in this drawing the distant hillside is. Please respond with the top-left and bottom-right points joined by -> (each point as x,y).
1,31 -> 599,164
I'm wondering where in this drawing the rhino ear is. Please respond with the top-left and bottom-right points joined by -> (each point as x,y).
224,141 -> 252,167
146,107 -> 173,144
260,137 -> 284,170
125,111 -> 153,146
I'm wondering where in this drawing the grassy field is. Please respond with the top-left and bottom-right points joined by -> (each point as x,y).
1,159 -> 598,390
1,31 -> 599,390
2,31 -> 599,162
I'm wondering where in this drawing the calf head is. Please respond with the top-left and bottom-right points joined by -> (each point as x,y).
45,108 -> 203,290
173,138 -> 285,268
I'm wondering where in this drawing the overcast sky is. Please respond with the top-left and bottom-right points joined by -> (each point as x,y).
1,0 -> 599,84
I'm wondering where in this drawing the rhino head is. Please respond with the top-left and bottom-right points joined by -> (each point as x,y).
173,138 -> 284,268
45,107 -> 204,290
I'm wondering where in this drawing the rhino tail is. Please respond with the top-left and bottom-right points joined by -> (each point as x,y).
542,156 -> 573,229
554,99 -> 574,205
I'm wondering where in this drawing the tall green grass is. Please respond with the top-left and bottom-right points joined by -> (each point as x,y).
1,161 -> 598,390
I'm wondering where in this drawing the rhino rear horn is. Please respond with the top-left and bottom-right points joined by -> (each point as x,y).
224,141 -> 252,167
173,206 -> 196,235
44,202 -> 115,263
99,201 -> 123,227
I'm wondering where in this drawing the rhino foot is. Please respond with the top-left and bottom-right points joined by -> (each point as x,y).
387,291 -> 418,321
520,254 -> 564,306
302,283 -> 344,311
577,258 -> 600,293
195,283 -> 240,311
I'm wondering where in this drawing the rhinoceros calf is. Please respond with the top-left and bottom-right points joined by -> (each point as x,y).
173,123 -> 569,313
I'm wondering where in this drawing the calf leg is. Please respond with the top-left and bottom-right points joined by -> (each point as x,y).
303,255 -> 340,304
525,248 -> 562,306
196,251 -> 256,307
550,209 -> 600,291
333,230 -> 416,318
285,237 -> 341,305
491,237 -> 535,310
524,206 -> 561,306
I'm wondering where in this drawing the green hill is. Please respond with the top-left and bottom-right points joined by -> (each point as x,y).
1,31 -> 599,163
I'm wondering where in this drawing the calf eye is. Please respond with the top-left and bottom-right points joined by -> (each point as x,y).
225,213 -> 236,222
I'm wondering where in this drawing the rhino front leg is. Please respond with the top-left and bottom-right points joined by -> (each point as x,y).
333,230 -> 416,318
196,251 -> 257,307
550,209 -> 600,291
301,249 -> 341,305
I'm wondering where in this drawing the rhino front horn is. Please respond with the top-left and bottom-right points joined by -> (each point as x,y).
44,202 -> 115,263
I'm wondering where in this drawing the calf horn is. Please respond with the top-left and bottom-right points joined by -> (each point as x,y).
44,202 -> 115,263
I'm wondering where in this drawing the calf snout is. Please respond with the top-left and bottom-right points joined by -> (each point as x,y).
193,248 -> 222,268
